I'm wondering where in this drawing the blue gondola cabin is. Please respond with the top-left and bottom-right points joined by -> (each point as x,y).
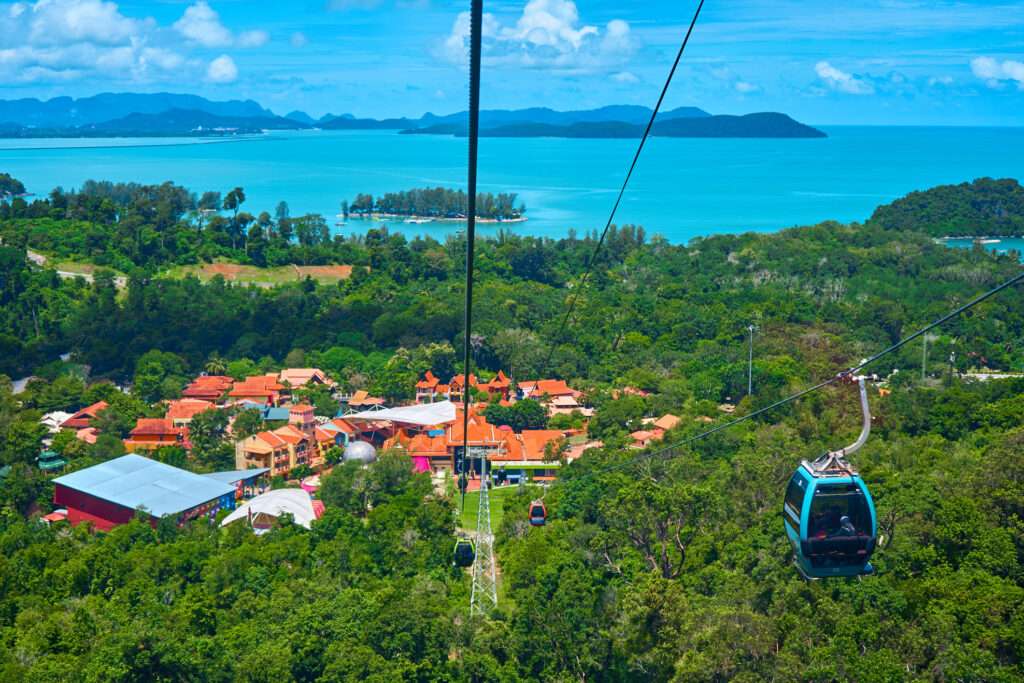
784,461 -> 877,579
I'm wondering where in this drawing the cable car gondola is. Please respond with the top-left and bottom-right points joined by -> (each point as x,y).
783,375 -> 878,579
528,500 -> 546,526
453,538 -> 475,567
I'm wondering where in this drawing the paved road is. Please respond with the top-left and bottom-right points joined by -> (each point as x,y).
960,372 -> 1024,381
26,249 -> 127,286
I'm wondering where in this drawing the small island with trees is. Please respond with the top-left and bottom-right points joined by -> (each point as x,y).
0,172 -> 27,199
343,186 -> 526,222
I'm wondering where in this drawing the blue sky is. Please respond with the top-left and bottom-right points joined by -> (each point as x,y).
0,0 -> 1022,124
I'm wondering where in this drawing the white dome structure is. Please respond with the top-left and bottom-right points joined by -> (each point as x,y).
220,488 -> 317,533
343,440 -> 377,464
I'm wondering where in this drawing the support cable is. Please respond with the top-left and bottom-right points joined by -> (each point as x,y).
459,0 -> 483,512
537,0 -> 705,376
552,270 -> 1024,487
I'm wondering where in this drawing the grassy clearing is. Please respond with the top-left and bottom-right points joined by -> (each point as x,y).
161,261 -> 353,286
457,484 -> 522,532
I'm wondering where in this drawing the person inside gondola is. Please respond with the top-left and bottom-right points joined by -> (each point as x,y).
832,515 -> 856,537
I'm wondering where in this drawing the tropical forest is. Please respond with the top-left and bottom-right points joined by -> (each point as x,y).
0,174 -> 1022,681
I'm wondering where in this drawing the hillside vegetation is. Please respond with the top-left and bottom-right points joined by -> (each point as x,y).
0,174 -> 1023,680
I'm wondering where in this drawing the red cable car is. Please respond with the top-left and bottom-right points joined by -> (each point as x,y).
529,500 -> 546,526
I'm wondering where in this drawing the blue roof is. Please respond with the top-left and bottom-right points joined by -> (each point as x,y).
201,468 -> 270,485
261,407 -> 291,421
52,454 -> 235,517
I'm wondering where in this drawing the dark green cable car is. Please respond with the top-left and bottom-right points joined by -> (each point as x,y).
453,538 -> 475,567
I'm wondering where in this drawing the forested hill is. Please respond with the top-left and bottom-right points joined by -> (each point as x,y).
869,177 -> 1024,236
1,174 -> 1024,679
402,112 -> 826,139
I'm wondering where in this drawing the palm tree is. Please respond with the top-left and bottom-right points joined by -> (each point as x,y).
205,352 -> 227,376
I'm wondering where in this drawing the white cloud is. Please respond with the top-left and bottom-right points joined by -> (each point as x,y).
0,0 -> 265,85
6,0 -> 151,47
971,56 -> 1024,88
206,53 -> 237,82
174,2 -> 233,47
611,71 -> 638,83
237,29 -> 269,48
290,31 -> 308,48
814,61 -> 874,94
735,81 -> 758,93
438,0 -> 639,72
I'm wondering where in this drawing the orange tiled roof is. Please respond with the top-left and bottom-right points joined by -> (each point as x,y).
229,375 -> 284,397
274,425 -> 309,444
279,368 -> 336,388
653,414 -> 681,431
166,399 -> 215,421
290,403 -> 314,412
254,430 -> 286,448
532,379 -> 573,397
130,419 -> 182,436
61,401 -> 108,429
415,371 -> 439,389
520,429 -> 565,460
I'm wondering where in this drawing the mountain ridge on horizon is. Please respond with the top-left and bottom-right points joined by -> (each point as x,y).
0,92 -> 824,139
0,92 -> 715,129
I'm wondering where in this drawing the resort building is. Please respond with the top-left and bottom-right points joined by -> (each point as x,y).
228,375 -> 286,405
234,422 -> 315,478
181,375 -> 233,402
279,368 -> 336,389
165,399 -> 216,427
60,401 -> 108,430
415,371 -> 441,403
52,454 -> 237,530
123,419 -> 188,453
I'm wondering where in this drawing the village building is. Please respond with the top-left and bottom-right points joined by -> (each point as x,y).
279,368 -> 337,389
123,419 -> 188,453
181,375 -> 233,402
475,370 -> 513,400
347,390 -> 386,409
60,401 -> 108,430
165,399 -> 216,427
228,375 -> 286,405
234,405 -> 325,477
415,370 -> 441,403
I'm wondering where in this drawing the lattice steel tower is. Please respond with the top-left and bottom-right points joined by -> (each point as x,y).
470,453 -> 497,616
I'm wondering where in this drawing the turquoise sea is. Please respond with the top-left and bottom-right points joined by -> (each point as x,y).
2,126 -> 1023,245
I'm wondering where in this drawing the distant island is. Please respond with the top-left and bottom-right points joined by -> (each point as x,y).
401,112 -> 826,139
344,187 -> 525,222
0,92 -> 824,139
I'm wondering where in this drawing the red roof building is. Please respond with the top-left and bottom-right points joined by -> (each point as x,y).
228,375 -> 285,405
166,399 -> 216,427
60,401 -> 108,430
235,424 -> 314,478
124,419 -> 187,453
182,375 -> 233,401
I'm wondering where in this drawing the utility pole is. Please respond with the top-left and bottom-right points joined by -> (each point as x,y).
470,451 -> 497,616
747,325 -> 757,396
922,334 -> 928,381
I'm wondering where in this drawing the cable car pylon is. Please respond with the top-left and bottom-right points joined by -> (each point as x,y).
470,455 -> 497,616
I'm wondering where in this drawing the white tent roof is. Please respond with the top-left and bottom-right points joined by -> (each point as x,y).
347,400 -> 457,426
220,488 -> 317,531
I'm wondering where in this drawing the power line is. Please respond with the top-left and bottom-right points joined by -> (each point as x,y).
536,0 -> 706,376
551,269 -> 1024,487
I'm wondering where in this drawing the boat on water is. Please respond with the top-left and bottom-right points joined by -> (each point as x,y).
406,218 -> 434,224
335,222 -> 347,226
